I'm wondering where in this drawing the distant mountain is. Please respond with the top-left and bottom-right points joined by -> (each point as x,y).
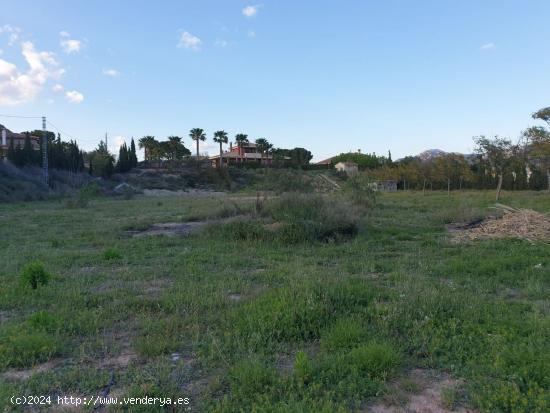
417,149 -> 447,161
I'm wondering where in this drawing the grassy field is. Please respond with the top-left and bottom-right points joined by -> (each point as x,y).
0,190 -> 549,412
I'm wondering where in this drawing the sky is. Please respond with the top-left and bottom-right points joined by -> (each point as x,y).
1,0 -> 549,161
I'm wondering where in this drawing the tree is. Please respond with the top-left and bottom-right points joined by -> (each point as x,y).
532,107 -> 550,126
255,138 -> 272,165
90,140 -> 115,177
7,136 -> 15,163
116,142 -> 131,172
163,136 -> 190,161
434,154 -> 471,195
331,152 -> 388,169
474,136 -> 513,201
138,136 -> 157,162
272,147 -> 313,167
189,128 -> 206,162
213,130 -> 228,168
23,133 -> 35,166
130,138 -> 138,167
524,126 -> 550,191
235,133 -> 249,164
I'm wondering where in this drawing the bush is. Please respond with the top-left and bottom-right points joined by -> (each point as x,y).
218,219 -> 269,241
20,261 -> 51,290
229,279 -> 376,352
321,318 -> 368,351
79,182 -> 101,198
27,311 -> 61,333
263,193 -> 360,243
0,327 -> 59,368
251,169 -> 314,193
343,174 -> 376,206
346,342 -> 402,380
229,359 -> 277,402
294,351 -> 313,385
103,248 -> 122,260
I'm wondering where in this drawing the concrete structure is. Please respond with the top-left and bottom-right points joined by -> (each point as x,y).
0,125 -> 41,158
210,142 -> 274,167
334,161 -> 358,174
372,180 -> 398,192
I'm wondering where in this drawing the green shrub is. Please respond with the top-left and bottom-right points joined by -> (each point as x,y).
321,318 -> 368,351
27,311 -> 61,333
229,358 -> 277,401
294,351 -> 313,385
0,328 -> 59,368
79,182 -> 101,198
346,342 -> 402,380
251,169 -> 314,193
229,279 -> 376,352
475,380 -> 549,413
103,248 -> 122,260
344,174 -> 376,206
20,261 -> 51,290
219,219 -> 268,241
263,193 -> 360,243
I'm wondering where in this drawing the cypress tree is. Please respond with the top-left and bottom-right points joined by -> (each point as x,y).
14,143 -> 25,167
130,138 -> 138,167
23,133 -> 34,166
7,137 -> 16,163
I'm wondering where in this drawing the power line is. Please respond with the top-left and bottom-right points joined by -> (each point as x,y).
46,120 -> 98,144
0,114 -> 42,119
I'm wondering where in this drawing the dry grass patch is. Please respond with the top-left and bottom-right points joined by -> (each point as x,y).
449,204 -> 550,243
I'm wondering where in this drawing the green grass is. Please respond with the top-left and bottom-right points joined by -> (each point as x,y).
0,190 -> 549,412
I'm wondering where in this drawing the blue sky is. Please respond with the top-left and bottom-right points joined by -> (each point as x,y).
1,1 -> 549,161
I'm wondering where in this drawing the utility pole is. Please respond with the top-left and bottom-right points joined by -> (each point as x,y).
105,133 -> 108,149
42,116 -> 49,185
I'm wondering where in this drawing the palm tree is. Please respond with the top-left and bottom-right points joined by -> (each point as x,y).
235,133 -> 249,165
189,128 -> 206,164
255,138 -> 272,166
138,136 -> 156,163
213,130 -> 229,168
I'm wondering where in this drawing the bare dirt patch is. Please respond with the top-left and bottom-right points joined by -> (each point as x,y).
97,351 -> 137,369
127,221 -> 209,237
369,369 -> 475,413
3,360 -> 61,380
142,189 -> 226,197
448,205 -> 550,243
0,310 -> 11,324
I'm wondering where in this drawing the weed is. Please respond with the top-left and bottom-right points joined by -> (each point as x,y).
27,311 -> 61,333
294,351 -> 313,384
0,326 -> 59,368
321,318 -> 368,351
20,261 -> 51,290
103,248 -> 122,260
344,174 -> 377,206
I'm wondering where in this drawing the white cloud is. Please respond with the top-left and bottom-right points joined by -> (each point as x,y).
215,39 -> 228,48
0,41 -> 64,106
247,30 -> 256,38
52,83 -> 64,92
60,31 -> 83,54
0,25 -> 21,46
102,68 -> 120,76
65,90 -> 84,103
178,31 -> 202,50
242,5 -> 259,17
480,42 -> 495,50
